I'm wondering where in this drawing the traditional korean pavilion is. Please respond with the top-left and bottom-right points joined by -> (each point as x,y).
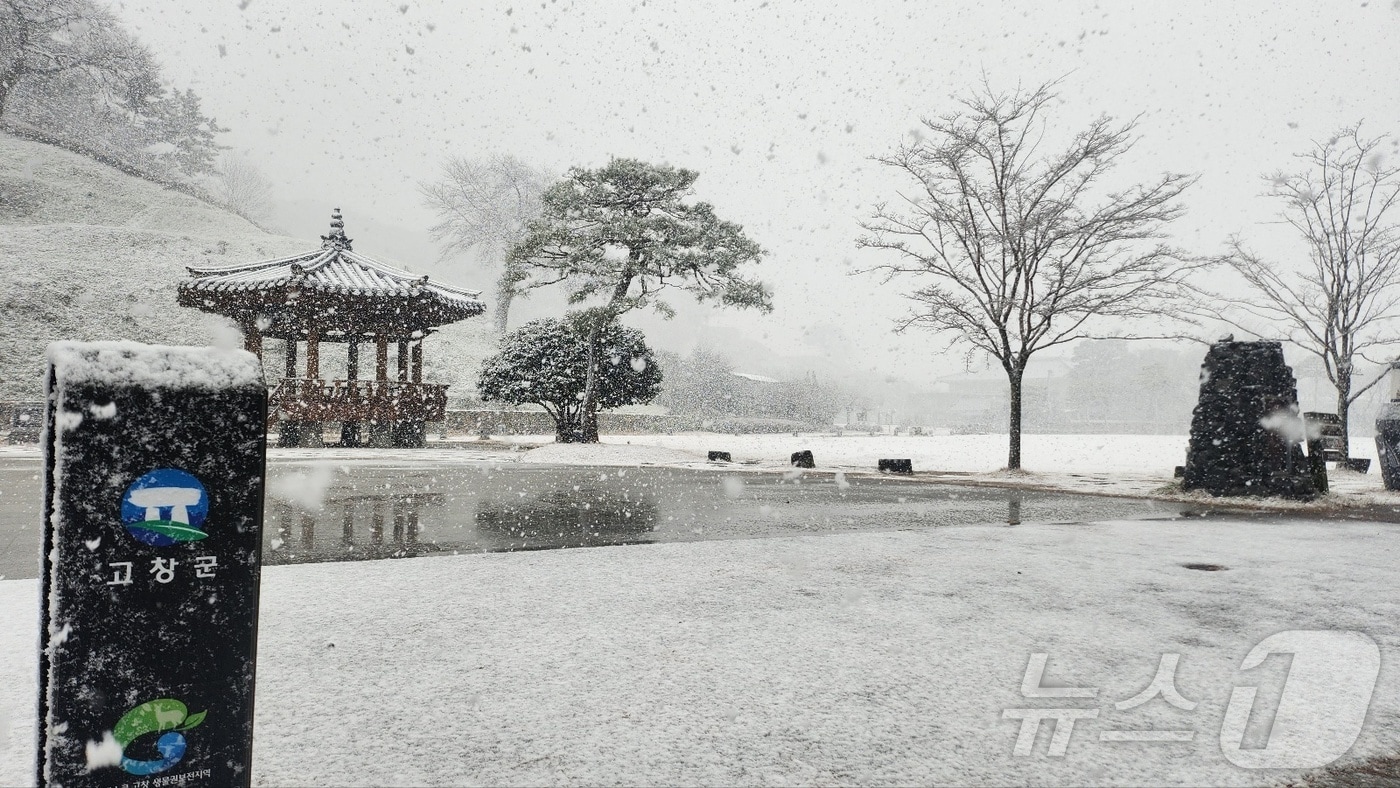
178,209 -> 485,447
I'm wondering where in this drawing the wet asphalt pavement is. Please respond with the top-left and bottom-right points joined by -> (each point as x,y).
1,455 -> 1219,581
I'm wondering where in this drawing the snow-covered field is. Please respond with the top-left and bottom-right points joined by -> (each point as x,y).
3,516 -> 1399,786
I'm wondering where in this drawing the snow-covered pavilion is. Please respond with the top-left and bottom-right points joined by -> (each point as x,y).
178,209 -> 486,447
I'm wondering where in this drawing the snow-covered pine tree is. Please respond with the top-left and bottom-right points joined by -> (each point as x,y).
507,158 -> 771,442
0,0 -> 225,185
477,318 -> 662,443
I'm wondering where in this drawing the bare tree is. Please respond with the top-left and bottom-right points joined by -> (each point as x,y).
1207,126 -> 1400,457
420,154 -> 550,335
859,80 -> 1198,470
210,152 -> 274,224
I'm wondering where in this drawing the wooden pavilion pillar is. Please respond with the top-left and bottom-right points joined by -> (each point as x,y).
306,330 -> 320,379
368,335 -> 394,448
341,338 -> 364,449
397,340 -> 410,383
289,330 -> 324,448
410,340 -> 423,383
242,322 -> 263,360
284,338 -> 298,378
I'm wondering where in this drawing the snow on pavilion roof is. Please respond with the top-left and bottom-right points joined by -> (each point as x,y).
182,210 -> 484,314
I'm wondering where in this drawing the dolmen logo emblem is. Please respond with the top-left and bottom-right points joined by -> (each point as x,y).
112,697 -> 207,776
121,469 -> 210,546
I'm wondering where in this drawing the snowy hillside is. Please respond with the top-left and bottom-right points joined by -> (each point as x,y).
0,132 -> 495,400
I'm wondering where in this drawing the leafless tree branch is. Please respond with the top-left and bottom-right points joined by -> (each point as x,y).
858,80 -> 1200,468
1195,125 -> 1400,453
419,154 -> 551,335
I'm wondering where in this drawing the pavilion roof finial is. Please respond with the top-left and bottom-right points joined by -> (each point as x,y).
321,207 -> 353,251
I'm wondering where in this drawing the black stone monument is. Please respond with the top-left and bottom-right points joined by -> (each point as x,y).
38,342 -> 268,787
1182,340 -> 1315,500
1377,397 -> 1400,490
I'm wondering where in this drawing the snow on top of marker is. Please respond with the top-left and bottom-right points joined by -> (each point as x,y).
46,341 -> 264,389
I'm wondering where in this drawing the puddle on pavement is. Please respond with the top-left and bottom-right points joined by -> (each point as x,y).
0,456 -> 1247,578
257,464 -> 1203,567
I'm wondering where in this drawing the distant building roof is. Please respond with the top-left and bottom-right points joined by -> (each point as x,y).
178,209 -> 485,337
732,371 -> 782,384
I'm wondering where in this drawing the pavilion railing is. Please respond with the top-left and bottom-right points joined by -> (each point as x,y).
268,378 -> 448,424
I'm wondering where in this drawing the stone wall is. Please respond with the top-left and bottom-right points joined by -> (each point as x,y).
444,409 -> 703,435
0,400 -> 831,441
442,410 -> 823,436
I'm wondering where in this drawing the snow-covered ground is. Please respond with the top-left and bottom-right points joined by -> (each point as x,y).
607,431 -> 1394,510
4,429 -> 1392,508
262,430 -> 1396,512
520,432 -> 1200,475
2,516 -> 1399,786
3,432 -> 1398,785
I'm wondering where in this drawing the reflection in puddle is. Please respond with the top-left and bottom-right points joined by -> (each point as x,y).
252,465 -> 1206,571
266,484 -> 661,565
269,493 -> 444,564
1007,492 -> 1022,525
476,486 -> 658,549
0,459 -> 1295,581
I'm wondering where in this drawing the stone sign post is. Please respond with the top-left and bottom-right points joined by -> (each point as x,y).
1377,363 -> 1400,491
1378,399 -> 1400,491
38,342 -> 268,787
1182,340 -> 1316,500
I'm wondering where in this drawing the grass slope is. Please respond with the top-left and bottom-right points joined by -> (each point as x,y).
0,132 -> 493,400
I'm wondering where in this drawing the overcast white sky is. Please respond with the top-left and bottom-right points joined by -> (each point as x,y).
114,0 -> 1400,382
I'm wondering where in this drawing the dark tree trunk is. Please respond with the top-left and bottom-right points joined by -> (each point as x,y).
1007,364 -> 1025,470
553,405 -> 584,443
492,277 -> 514,336
576,322 -> 603,443
1337,377 -> 1353,459
568,269 -> 632,445
580,408 -> 599,442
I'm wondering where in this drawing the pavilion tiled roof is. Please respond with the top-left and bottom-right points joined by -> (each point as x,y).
182,209 -> 485,314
